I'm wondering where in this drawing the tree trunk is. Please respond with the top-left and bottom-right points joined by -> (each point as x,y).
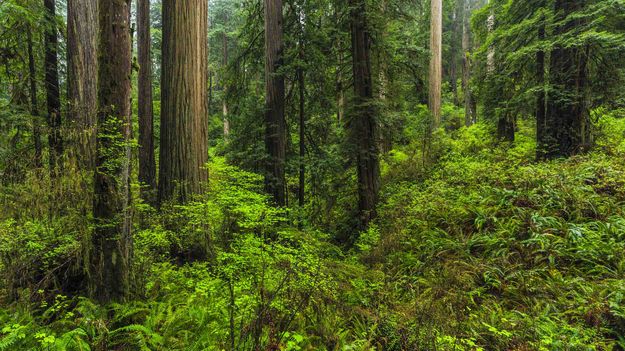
450,2 -> 459,105
462,0 -> 475,126
92,0 -> 133,303
535,13 -> 547,159
298,41 -> 305,208
137,0 -> 157,204
349,0 -> 380,230
264,0 -> 286,206
545,0 -> 590,158
159,0 -> 209,203
44,0 -> 63,174
222,23 -> 230,138
27,27 -> 42,168
429,0 -> 443,128
67,0 -> 97,170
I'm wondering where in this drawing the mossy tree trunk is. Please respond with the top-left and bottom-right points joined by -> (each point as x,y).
44,0 -> 63,174
92,0 -> 133,303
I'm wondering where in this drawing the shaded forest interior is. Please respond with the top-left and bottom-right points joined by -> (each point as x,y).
0,0 -> 624,349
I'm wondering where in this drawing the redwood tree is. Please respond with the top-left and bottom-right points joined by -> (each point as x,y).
92,0 -> 133,303
43,0 -> 63,173
159,0 -> 209,203
542,0 -> 590,158
26,27 -> 42,168
137,0 -> 157,203
264,0 -> 286,206
67,0 -> 98,169
429,0 -> 443,128
349,0 -> 380,229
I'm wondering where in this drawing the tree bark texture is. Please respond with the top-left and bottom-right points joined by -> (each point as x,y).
264,0 -> 287,206
137,0 -> 157,203
67,0 -> 98,170
350,0 -> 380,229
159,0 -> 209,203
92,0 -> 133,303
429,0 -> 443,128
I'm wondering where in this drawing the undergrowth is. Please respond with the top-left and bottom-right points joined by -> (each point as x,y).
1,114 -> 625,350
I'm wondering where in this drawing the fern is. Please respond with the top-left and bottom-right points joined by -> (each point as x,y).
0,324 -> 27,351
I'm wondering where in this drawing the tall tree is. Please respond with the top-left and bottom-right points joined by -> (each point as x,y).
462,0 -> 475,126
543,0 -> 590,158
349,0 -> 379,229
297,11 -> 305,208
222,15 -> 230,138
92,0 -> 133,303
264,0 -> 286,206
137,0 -> 157,203
26,27 -> 42,168
535,6 -> 546,159
429,0 -> 443,128
159,0 -> 209,203
67,0 -> 98,169
43,0 -> 63,174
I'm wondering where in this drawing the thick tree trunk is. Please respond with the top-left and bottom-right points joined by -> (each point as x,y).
159,0 -> 209,203
92,0 -> 133,303
350,0 -> 380,229
264,0 -> 286,206
429,0 -> 443,128
67,0 -> 98,170
137,0 -> 157,204
44,0 -> 63,174
462,0 -> 475,126
544,0 -> 590,158
27,27 -> 42,168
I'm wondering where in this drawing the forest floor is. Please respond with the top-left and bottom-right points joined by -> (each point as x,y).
1,114 -> 625,350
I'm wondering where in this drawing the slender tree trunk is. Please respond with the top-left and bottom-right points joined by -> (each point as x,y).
159,0 -> 209,203
264,0 -> 286,206
486,2 -> 495,73
208,71 -> 213,113
92,0 -> 132,303
298,41 -> 305,208
535,13 -> 547,159
337,47 -> 345,125
450,2 -> 459,105
222,22 -> 230,138
349,0 -> 380,230
27,27 -> 42,168
44,0 -> 63,174
67,0 -> 98,170
429,0 -> 443,128
137,0 -> 157,204
462,0 -> 475,126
